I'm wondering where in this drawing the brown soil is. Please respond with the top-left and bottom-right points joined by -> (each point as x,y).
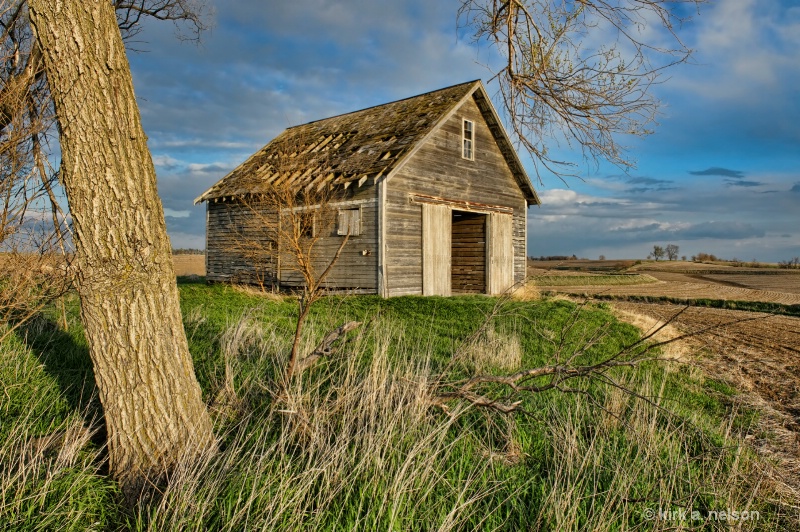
702,273 -> 800,294
534,276 -> 800,305
529,259 -> 637,271
172,254 -> 205,276
529,260 -> 800,304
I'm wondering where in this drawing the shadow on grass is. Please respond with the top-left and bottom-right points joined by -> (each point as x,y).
177,275 -> 206,285
15,314 -> 106,449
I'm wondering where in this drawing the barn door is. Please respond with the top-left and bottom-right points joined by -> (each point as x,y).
422,203 -> 451,296
451,211 -> 486,294
486,212 -> 514,295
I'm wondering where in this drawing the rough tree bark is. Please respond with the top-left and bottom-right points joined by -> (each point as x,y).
27,0 -> 215,496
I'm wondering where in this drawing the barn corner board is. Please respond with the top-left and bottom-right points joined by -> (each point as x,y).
196,80 -> 540,296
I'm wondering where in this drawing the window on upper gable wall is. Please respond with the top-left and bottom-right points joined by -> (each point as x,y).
462,119 -> 474,160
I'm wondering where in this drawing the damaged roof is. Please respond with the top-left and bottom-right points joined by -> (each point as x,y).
195,80 -> 539,205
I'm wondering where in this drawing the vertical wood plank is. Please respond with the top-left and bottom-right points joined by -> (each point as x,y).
378,179 -> 387,296
524,203 -> 528,273
205,202 -> 209,278
451,212 -> 486,293
422,203 -> 451,296
487,212 -> 513,294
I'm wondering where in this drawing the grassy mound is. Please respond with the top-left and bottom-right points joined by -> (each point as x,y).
0,282 -> 794,530
531,273 -> 659,286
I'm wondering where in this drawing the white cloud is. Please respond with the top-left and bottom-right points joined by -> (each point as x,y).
672,0 -> 800,102
152,154 -> 182,169
186,162 -> 233,173
538,189 -> 579,205
164,208 -> 191,218
538,188 -> 629,208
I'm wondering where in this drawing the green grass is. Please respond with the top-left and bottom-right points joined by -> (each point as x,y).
0,327 -> 118,531
531,273 -> 658,286
0,279 -> 795,530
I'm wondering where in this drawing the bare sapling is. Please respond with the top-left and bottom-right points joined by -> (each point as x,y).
231,133 -> 362,382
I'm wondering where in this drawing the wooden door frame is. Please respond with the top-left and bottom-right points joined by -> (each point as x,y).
415,195 -> 515,296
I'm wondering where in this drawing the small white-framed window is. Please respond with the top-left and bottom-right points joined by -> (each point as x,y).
337,207 -> 361,236
462,119 -> 474,160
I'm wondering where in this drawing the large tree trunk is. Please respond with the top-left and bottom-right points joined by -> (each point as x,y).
28,0 -> 215,496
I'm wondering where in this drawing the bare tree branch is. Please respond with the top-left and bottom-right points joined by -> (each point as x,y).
432,300 -> 771,415
295,320 -> 362,374
459,0 -> 704,180
113,0 -> 212,42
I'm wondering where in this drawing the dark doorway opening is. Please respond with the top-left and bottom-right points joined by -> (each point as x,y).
451,210 -> 486,294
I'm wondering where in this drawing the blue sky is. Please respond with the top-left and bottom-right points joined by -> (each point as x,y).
127,0 -> 800,262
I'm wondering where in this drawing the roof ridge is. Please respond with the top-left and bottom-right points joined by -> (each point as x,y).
286,79 -> 481,129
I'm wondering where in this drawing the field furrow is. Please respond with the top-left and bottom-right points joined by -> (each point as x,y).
535,280 -> 800,305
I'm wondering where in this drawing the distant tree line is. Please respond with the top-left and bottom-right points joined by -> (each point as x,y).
686,253 -> 800,269
691,253 -> 762,268
172,248 -> 205,255
779,257 -> 800,269
691,252 -> 718,262
648,244 -> 679,261
529,255 -> 579,261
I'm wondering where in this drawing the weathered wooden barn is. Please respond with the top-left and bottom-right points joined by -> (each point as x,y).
195,80 -> 540,296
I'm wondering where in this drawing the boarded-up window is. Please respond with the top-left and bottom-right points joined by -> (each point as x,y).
337,208 -> 361,236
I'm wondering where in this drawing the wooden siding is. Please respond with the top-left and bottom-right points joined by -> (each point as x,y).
421,203 -> 451,296
206,201 -> 275,285
385,95 -> 528,296
486,212 -> 514,294
206,188 -> 379,291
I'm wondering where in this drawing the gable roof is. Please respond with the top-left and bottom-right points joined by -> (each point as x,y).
195,80 -> 539,205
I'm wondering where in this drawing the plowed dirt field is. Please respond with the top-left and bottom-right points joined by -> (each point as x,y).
173,254 -> 205,276
533,273 -> 800,305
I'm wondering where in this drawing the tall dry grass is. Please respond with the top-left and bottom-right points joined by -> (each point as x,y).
133,319 -> 494,531
534,373 -> 770,530
132,311 -> 791,530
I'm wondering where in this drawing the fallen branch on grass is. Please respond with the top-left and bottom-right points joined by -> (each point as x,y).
295,320 -> 361,374
432,304 -> 776,414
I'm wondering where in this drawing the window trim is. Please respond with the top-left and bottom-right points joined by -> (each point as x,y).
462,118 -> 474,161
